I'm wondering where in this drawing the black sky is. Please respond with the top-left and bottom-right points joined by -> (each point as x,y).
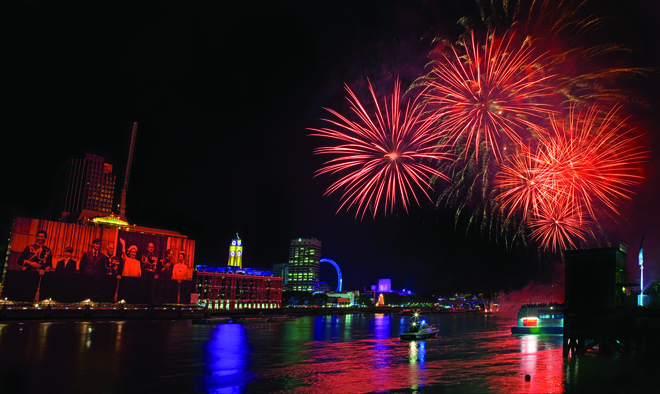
3,0 -> 660,295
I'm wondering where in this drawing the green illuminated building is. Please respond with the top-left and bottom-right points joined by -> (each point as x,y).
286,238 -> 321,292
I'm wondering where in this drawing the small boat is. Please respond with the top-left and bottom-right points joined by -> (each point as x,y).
399,309 -> 430,315
510,303 -> 564,335
192,317 -> 232,324
268,315 -> 297,322
233,316 -> 269,323
400,312 -> 439,340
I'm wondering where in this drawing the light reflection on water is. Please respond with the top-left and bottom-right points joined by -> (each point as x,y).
0,313 -> 659,393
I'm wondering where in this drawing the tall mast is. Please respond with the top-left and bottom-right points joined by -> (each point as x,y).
120,122 -> 137,219
638,235 -> 645,306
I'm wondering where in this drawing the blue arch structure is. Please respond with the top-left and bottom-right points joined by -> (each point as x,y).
320,258 -> 342,292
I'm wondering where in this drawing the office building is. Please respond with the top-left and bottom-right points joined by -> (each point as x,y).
286,238 -> 321,292
54,154 -> 116,220
272,263 -> 289,287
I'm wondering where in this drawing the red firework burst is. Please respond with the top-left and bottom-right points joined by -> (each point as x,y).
496,103 -> 647,252
309,79 -> 453,219
528,202 -> 590,253
495,147 -> 557,219
424,31 -> 557,162
537,104 -> 648,217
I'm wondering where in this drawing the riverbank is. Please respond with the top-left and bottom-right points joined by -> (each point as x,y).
1,303 -> 482,322
0,302 -> 204,321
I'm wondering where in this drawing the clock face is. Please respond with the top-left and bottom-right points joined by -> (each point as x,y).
230,252 -> 235,257
237,240 -> 242,246
231,240 -> 237,246
237,252 -> 241,257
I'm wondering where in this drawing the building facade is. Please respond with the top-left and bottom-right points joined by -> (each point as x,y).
272,263 -> 289,288
286,238 -> 321,291
196,266 -> 283,310
54,154 -> 116,219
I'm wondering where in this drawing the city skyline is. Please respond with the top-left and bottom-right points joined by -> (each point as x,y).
3,0 -> 660,296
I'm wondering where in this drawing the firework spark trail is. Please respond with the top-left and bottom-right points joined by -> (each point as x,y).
309,79 -> 454,219
424,31 -> 557,163
464,0 -> 651,108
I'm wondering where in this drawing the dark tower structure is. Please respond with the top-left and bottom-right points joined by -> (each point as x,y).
54,154 -> 116,220
565,244 -> 627,311
563,244 -> 630,357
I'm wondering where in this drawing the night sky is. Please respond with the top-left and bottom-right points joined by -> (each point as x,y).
3,0 -> 660,296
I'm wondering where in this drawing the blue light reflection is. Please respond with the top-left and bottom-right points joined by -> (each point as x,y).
201,324 -> 252,393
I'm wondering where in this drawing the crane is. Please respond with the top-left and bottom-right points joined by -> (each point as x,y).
120,121 -> 137,220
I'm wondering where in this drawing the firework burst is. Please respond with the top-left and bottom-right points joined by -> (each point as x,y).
528,202 -> 590,253
423,30 -> 557,163
495,146 -> 556,220
309,79 -> 454,219
495,103 -> 647,252
461,0 -> 651,108
537,104 -> 648,217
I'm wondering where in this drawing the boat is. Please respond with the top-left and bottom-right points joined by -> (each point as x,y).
399,309 -> 430,315
192,317 -> 232,324
510,303 -> 564,335
267,315 -> 297,322
400,312 -> 439,340
233,316 -> 269,323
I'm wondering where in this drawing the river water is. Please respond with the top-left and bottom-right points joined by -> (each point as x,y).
0,311 -> 657,393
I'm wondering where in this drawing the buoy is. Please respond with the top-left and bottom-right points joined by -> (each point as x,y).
525,374 -> 531,381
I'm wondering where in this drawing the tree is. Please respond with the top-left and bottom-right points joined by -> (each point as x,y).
356,294 -> 374,306
282,291 -> 313,307
312,293 -> 328,307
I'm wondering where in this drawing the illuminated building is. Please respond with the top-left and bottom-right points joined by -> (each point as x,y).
378,278 -> 391,292
326,291 -> 359,306
227,234 -> 243,268
195,266 -> 283,310
272,263 -> 289,287
54,154 -> 116,220
286,238 -> 321,292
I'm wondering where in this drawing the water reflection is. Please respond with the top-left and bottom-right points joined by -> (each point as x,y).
203,324 -> 251,394
408,340 -> 425,365
1,314 -> 658,393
